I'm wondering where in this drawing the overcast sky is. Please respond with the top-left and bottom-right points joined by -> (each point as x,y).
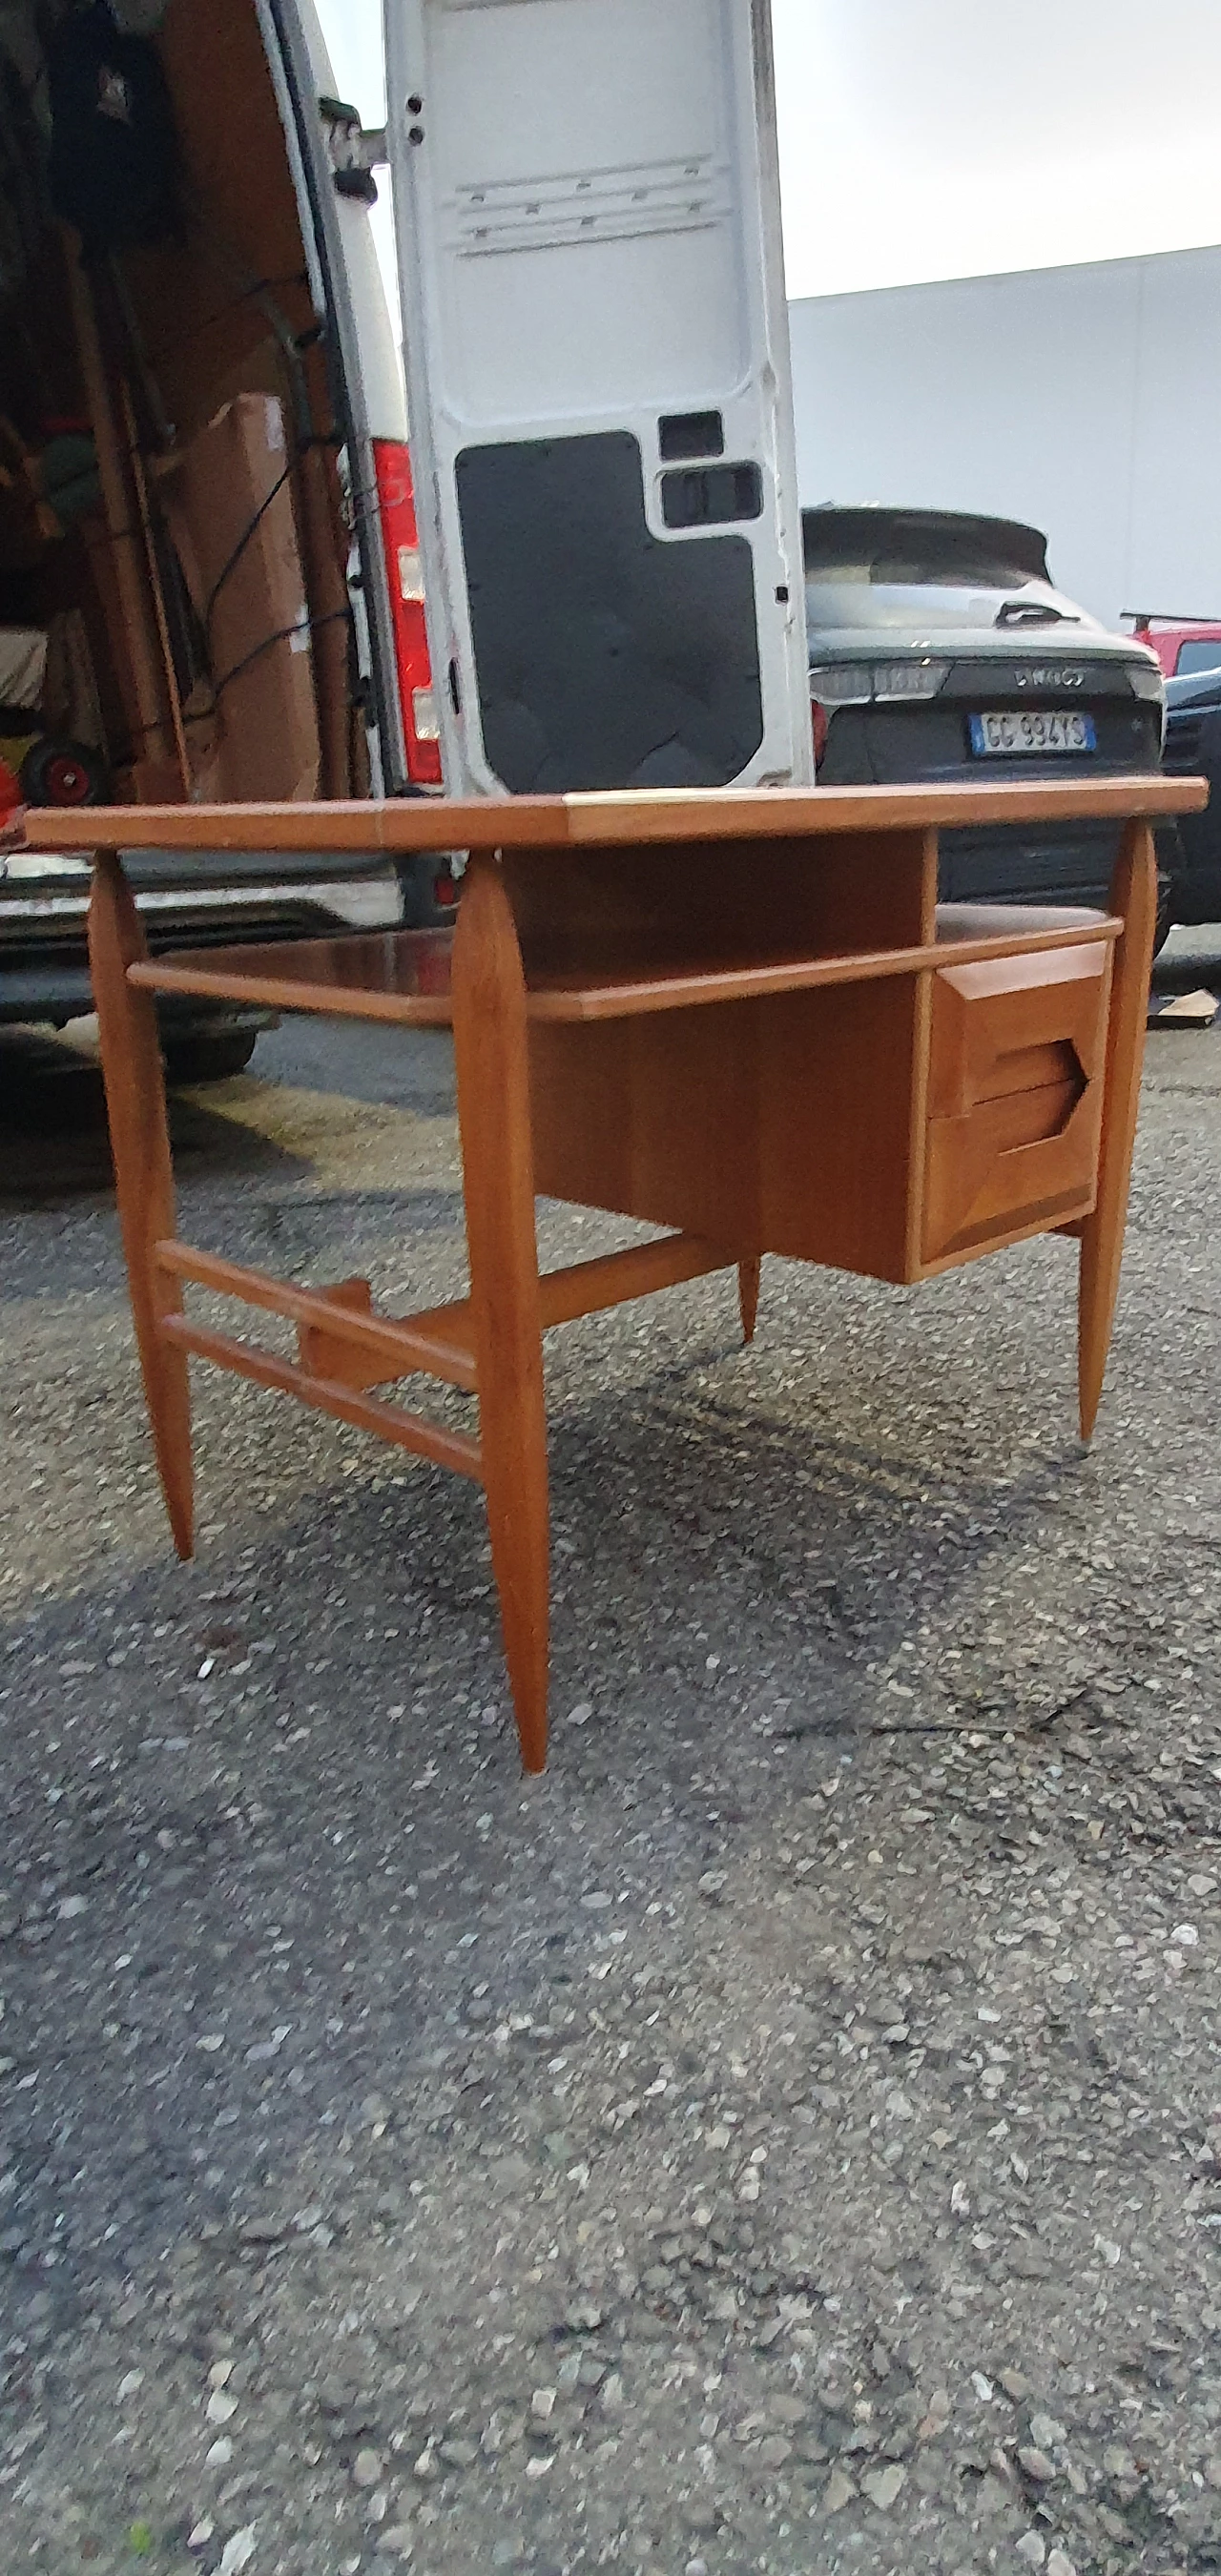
317,0 -> 1221,306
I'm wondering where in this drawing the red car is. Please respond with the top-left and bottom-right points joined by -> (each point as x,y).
1124,612 -> 1221,678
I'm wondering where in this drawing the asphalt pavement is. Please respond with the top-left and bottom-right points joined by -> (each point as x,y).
0,929 -> 1219,2576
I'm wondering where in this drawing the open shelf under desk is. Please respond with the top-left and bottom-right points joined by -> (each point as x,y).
128,911 -> 1123,1028
126,929 -> 457,1027
521,912 -> 1121,1020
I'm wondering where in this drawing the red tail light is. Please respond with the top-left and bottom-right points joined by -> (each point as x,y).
372,439 -> 444,788
812,699 -> 828,771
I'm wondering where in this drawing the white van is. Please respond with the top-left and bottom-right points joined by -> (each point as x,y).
0,0 -> 449,1079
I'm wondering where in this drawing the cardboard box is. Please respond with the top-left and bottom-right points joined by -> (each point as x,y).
159,394 -> 321,803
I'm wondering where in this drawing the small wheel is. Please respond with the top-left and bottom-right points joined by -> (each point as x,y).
162,1028 -> 259,1083
20,736 -> 109,808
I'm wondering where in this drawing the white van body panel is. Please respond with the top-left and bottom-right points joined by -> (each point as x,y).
258,0 -> 407,443
257,0 -> 410,788
383,0 -> 812,796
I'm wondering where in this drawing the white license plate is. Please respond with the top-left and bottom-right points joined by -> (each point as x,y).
969,708 -> 1097,755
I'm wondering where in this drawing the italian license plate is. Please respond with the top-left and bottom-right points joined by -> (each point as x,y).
968,708 -> 1097,755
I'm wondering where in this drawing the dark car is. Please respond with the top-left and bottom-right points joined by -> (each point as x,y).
805,505 -> 1170,918
1160,667 -> 1221,926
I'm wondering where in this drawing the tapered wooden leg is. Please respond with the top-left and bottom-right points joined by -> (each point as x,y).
88,850 -> 194,1554
1077,821 -> 1158,1442
452,854 -> 549,1771
738,1256 -> 761,1344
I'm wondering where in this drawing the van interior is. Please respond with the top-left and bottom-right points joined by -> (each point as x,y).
0,0 -> 363,825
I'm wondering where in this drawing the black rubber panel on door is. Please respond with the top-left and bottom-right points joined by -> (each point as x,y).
454,430 -> 764,793
660,463 -> 763,529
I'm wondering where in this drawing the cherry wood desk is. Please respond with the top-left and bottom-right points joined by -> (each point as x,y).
35,776 -> 1205,1771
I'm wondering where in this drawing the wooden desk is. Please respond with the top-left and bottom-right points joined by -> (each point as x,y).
34,776 -> 1205,1771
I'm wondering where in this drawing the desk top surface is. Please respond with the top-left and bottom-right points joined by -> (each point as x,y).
24,773 -> 1205,859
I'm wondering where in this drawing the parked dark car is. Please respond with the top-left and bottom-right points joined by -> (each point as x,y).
805,505 -> 1171,920
1159,668 -> 1221,927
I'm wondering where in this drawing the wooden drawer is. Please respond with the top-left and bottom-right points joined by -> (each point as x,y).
922,941 -> 1110,1266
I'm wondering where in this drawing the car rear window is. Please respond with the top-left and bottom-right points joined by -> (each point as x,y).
803,510 -> 1048,591
1174,638 -> 1221,675
805,542 -> 1041,588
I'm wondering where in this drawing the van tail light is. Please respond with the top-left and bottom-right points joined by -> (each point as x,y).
411,686 -> 441,742
812,699 -> 828,770
372,438 -> 443,788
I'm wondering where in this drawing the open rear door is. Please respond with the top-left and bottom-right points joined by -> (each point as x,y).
383,0 -> 812,795
257,0 -> 411,793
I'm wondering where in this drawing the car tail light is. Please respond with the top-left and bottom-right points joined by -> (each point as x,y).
808,659 -> 949,706
809,663 -> 871,705
434,870 -> 457,909
1128,659 -> 1166,702
812,700 -> 828,769
871,660 -> 949,701
372,438 -> 443,787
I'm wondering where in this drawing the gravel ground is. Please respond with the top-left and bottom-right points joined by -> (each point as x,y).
0,929 -> 1219,2576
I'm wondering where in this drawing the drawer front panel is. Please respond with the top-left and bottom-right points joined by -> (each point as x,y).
922,941 -> 1111,1265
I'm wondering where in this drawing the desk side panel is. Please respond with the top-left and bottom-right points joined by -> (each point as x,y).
528,1006 -> 761,1249
529,979 -> 921,1282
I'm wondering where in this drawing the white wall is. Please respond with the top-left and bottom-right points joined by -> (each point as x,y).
787,244 -> 1221,630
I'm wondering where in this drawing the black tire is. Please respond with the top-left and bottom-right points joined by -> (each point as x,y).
20,736 -> 109,808
1152,881 -> 1173,958
162,1028 -> 259,1083
1152,828 -> 1184,958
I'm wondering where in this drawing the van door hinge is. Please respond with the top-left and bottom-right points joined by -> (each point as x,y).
319,96 -> 388,205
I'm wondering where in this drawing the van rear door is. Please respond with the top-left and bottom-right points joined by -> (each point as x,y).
383,0 -> 812,795
257,0 -> 412,793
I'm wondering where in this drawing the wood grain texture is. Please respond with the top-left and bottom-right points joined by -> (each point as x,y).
516,835 -> 947,1271
159,1317 -> 482,1479
921,942 -> 1111,1265
297,1279 -> 377,1390
128,929 -> 455,1027
1077,821 -> 1160,1442
529,977 -> 929,1284
504,830 -> 933,975
76,789 -> 1184,1773
120,908 -> 1122,1028
901,835 -> 940,1276
521,924 -> 1122,1020
87,854 -> 194,1554
452,855 -> 551,1774
29,772 -> 1206,858
155,1241 -> 477,1389
508,829 -> 1110,1020
290,1238 -> 735,1397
